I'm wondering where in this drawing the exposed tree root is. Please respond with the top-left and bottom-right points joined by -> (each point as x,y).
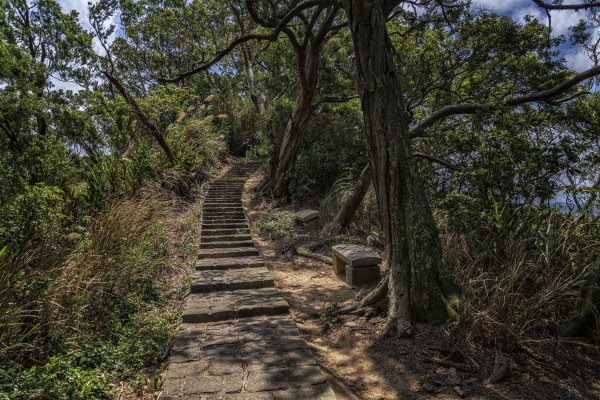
339,272 -> 389,315
381,316 -> 414,338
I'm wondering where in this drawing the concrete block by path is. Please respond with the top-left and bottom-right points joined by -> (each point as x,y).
295,209 -> 320,224
345,264 -> 380,285
332,244 -> 382,285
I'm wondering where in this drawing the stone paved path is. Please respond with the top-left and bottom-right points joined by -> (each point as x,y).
160,163 -> 337,400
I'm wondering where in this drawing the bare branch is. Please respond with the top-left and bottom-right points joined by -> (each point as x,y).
410,65 -> 600,138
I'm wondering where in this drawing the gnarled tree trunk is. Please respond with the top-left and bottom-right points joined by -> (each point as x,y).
334,163 -> 371,228
271,85 -> 316,198
268,6 -> 340,199
343,0 -> 459,335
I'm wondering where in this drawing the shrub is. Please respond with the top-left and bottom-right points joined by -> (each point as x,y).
255,211 -> 296,240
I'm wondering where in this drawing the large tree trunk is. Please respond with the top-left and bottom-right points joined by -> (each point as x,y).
243,48 -> 266,114
344,0 -> 459,335
271,86 -> 315,198
268,6 -> 339,198
334,163 -> 371,228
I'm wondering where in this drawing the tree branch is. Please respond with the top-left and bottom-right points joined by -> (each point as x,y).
158,0 -> 330,84
102,71 -> 176,163
412,152 -> 460,170
531,0 -> 600,10
409,65 -> 600,138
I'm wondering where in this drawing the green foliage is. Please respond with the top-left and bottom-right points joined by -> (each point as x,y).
0,190 -> 188,399
319,301 -> 340,331
255,211 -> 296,240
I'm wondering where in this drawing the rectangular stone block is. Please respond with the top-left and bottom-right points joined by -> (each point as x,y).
345,264 -> 380,285
332,254 -> 346,275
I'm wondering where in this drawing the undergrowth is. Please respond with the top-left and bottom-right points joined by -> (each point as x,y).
0,109 -> 224,399
254,211 -> 296,240
0,186 -> 201,399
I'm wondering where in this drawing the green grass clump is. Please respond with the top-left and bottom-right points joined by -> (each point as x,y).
255,211 -> 296,240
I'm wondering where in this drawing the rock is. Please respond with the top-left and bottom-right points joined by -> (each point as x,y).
344,321 -> 358,327
295,209 -> 320,223
454,386 -> 465,398
421,382 -> 435,393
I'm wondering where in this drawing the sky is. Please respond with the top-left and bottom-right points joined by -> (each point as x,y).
51,0 -> 597,91
471,0 -> 596,71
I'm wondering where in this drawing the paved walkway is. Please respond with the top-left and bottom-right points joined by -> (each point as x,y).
160,163 -> 337,400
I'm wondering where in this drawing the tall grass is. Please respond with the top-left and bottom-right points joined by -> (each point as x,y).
0,184 -> 200,398
443,205 -> 600,345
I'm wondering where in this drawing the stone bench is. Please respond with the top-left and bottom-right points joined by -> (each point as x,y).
295,209 -> 320,225
331,244 -> 382,285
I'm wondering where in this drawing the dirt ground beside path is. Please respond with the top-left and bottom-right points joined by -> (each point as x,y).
242,169 -> 600,400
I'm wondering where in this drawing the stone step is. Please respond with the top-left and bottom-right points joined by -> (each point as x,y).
203,203 -> 242,207
205,198 -> 241,202
203,210 -> 245,215
182,288 -> 289,323
201,220 -> 247,226
202,223 -> 248,230
200,234 -> 252,243
162,316 -> 335,399
198,247 -> 259,259
196,256 -> 264,270
202,228 -> 250,236
202,207 -> 244,212
202,213 -> 246,222
190,267 -> 273,293
202,218 -> 247,225
199,240 -> 254,249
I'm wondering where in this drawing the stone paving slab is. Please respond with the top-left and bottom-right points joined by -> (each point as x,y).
191,267 -> 273,293
161,163 -> 336,400
200,235 -> 253,243
160,317 -> 335,400
196,257 -> 265,270
198,247 -> 259,259
182,289 -> 289,323
202,228 -> 251,236
199,240 -> 255,249
201,223 -> 249,230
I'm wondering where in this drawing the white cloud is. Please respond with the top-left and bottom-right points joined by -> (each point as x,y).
470,0 -> 596,70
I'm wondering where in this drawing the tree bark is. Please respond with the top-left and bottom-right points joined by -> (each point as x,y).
243,47 -> 266,114
268,6 -> 339,198
334,163 -> 371,228
271,85 -> 316,198
102,71 -> 176,163
343,0 -> 459,335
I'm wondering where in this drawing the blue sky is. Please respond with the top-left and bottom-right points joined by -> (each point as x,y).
471,0 -> 596,71
52,0 -> 596,91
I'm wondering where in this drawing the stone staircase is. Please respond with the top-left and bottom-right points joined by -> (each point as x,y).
160,162 -> 337,400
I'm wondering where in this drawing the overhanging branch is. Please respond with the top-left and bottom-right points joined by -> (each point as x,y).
409,65 -> 600,138
158,0 -> 330,84
531,0 -> 600,10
